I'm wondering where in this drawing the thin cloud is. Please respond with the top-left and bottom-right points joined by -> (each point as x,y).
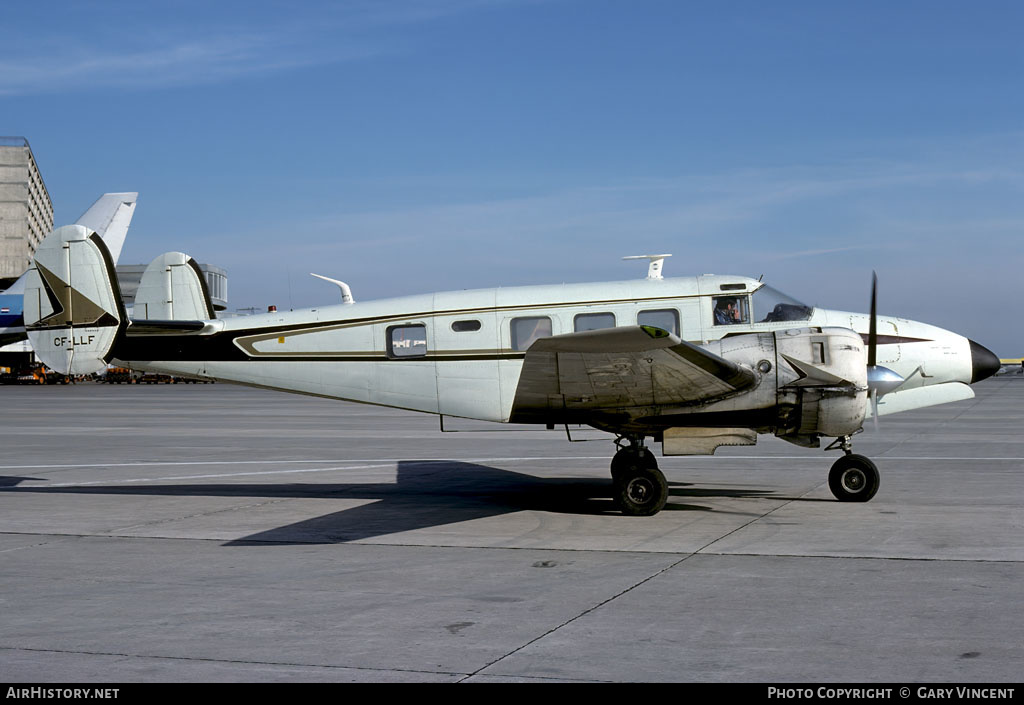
0,32 -> 388,95
0,0 -> 519,95
765,245 -> 881,261
275,158 -> 1024,251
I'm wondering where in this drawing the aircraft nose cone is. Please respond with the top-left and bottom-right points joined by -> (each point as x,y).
969,339 -> 1001,383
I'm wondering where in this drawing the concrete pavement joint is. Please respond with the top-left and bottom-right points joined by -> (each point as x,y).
457,553 -> 696,682
696,490 -> 811,555
99,496 -> 299,535
0,538 -> 58,554
0,646 -> 469,679
3,530 -> 1023,563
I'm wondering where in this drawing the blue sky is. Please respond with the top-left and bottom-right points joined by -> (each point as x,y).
3,0 -> 1022,354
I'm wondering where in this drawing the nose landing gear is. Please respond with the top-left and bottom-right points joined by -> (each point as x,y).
826,435 -> 880,502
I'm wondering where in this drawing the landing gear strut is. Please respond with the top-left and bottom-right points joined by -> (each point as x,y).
611,436 -> 668,516
826,434 -> 880,502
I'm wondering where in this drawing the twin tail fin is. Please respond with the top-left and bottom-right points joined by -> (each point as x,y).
23,226 -> 215,374
23,225 -> 126,374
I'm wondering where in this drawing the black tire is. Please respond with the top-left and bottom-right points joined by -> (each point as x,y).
615,465 -> 669,516
611,447 -> 659,484
828,454 -> 880,502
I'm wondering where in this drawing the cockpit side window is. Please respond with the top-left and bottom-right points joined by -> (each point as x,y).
712,296 -> 749,326
751,285 -> 813,323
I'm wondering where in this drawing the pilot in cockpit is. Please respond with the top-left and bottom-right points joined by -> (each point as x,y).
714,297 -> 741,325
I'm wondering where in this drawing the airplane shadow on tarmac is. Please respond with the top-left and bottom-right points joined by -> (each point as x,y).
0,460 -> 780,545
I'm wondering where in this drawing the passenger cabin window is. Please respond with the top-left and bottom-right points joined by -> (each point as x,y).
388,324 -> 427,358
574,312 -> 615,332
638,309 -> 679,337
712,296 -> 750,326
511,316 -> 552,351
451,319 -> 481,332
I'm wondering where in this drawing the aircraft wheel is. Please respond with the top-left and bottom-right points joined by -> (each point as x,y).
611,447 -> 658,484
828,454 -> 880,502
615,465 -> 668,516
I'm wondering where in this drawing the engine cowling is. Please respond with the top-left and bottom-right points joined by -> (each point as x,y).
685,327 -> 868,451
771,327 -> 868,444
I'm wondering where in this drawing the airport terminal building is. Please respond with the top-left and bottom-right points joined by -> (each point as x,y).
0,136 -> 229,376
0,135 -> 228,312
0,137 -> 54,288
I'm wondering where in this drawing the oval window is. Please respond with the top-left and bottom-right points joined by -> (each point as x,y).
451,320 -> 481,332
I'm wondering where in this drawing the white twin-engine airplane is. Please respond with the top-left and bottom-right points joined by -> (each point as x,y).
23,231 -> 1000,516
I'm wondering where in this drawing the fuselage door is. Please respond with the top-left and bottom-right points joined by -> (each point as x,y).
433,290 -> 502,421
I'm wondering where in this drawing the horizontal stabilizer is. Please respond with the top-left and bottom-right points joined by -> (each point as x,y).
134,252 -> 215,321
127,319 -> 209,335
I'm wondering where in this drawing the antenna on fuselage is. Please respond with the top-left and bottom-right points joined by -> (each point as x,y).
310,273 -> 355,304
623,254 -> 672,280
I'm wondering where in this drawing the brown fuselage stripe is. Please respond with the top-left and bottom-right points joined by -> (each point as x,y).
230,291 -> 714,353
115,294 -> 928,364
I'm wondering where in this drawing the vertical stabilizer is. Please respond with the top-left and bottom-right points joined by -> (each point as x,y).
23,225 -> 126,374
135,252 -> 215,320
74,192 -> 138,265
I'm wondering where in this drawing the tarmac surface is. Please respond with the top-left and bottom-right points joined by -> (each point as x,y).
1,377 -> 1022,683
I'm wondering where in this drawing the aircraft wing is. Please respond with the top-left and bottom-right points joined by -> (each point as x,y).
509,326 -> 757,421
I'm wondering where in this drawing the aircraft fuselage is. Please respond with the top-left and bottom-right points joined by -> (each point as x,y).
117,274 -> 988,424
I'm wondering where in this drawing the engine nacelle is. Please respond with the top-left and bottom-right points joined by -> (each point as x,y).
667,327 -> 868,454
771,327 -> 868,444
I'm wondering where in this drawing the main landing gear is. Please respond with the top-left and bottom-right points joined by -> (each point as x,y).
611,436 -> 668,516
607,433 -> 880,514
826,435 -> 880,502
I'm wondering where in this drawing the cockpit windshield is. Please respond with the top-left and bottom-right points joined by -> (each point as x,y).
752,285 -> 813,323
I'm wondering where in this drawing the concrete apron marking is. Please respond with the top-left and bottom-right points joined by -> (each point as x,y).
2,456 -> 1022,488
4,455 -> 1024,471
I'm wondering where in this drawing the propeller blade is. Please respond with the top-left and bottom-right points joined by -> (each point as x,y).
865,271 -> 903,432
868,270 -> 878,368
871,388 -> 879,432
